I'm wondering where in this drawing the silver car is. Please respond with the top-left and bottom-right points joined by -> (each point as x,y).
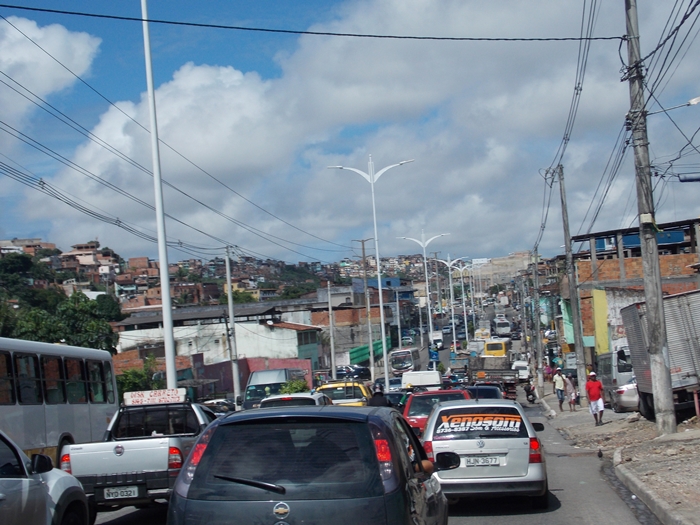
0,430 -> 88,525
259,392 -> 334,407
611,377 -> 639,413
421,399 -> 549,509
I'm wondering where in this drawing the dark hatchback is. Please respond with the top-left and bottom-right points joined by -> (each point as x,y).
168,406 -> 457,525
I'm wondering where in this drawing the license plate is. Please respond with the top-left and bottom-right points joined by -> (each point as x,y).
104,486 -> 139,500
464,456 -> 499,466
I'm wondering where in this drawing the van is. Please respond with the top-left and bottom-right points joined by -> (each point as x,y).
401,370 -> 442,390
597,346 -> 634,404
239,368 -> 307,409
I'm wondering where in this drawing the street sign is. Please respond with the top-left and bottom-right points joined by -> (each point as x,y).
472,258 -> 490,265
429,350 -> 439,361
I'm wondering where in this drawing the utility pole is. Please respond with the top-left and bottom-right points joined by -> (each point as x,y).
625,0 -> 676,434
532,251 -> 543,398
354,238 -> 375,381
224,246 -> 241,405
328,280 -> 336,379
557,165 -> 588,405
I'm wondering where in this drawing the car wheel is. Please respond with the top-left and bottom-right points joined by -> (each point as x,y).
532,484 -> 549,510
61,506 -> 87,525
612,400 -> 621,413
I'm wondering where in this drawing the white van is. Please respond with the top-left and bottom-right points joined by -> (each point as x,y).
401,370 -> 442,390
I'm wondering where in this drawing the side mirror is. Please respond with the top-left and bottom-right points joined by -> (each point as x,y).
30,453 -> 53,474
434,452 -> 461,471
235,395 -> 242,405
532,422 -> 545,432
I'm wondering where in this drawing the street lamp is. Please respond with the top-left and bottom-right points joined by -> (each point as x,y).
436,255 -> 468,351
329,156 -> 414,384
645,95 -> 700,116
455,261 -> 473,343
398,230 -> 449,348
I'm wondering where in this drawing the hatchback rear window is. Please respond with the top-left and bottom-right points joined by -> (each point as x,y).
431,406 -> 528,440
260,398 -> 316,407
407,393 -> 467,417
188,419 -> 383,501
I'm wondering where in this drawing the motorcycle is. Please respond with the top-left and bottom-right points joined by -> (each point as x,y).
523,382 -> 537,404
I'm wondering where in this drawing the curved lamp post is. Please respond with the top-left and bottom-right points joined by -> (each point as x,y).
329,156 -> 414,384
436,255 -> 469,350
398,230 -> 449,348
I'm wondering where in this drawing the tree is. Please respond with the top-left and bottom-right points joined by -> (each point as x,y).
218,290 -> 256,304
54,292 -> 118,351
116,355 -> 164,402
95,294 -> 125,322
279,379 -> 310,394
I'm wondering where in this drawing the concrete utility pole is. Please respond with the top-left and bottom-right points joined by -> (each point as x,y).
432,252 -> 442,317
532,251 -> 544,397
354,238 -> 375,381
327,280 -> 337,379
625,0 -> 676,434
224,246 -> 241,403
557,165 -> 588,404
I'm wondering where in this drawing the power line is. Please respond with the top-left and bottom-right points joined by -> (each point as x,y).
0,4 -> 624,42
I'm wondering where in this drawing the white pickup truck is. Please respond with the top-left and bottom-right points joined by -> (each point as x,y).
59,389 -> 217,523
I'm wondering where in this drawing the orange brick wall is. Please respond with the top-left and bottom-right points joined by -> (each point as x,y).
113,349 -> 191,375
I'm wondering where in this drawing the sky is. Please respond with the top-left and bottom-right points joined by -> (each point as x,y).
0,1 -> 699,266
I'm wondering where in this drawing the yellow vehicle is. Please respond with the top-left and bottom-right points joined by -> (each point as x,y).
316,380 -> 372,406
483,339 -> 511,357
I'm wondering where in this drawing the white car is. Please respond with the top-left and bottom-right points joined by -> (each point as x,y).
421,399 -> 549,509
0,430 -> 88,525
259,392 -> 334,408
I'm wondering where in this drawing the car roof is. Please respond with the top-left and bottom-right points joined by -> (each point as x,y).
318,380 -> 368,388
262,392 -> 328,401
410,389 -> 469,397
434,398 -> 520,409
217,405 -> 391,424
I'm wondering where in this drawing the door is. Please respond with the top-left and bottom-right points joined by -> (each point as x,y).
0,436 -> 46,525
391,415 -> 444,525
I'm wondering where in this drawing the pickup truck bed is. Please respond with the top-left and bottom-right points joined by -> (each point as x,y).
61,400 -> 217,522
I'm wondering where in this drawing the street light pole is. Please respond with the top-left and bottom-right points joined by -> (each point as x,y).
398,231 -> 450,349
436,255 -> 468,352
329,156 -> 414,384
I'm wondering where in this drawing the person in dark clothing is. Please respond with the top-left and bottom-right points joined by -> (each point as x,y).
368,384 -> 393,407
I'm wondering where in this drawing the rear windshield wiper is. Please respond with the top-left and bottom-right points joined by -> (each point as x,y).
213,475 -> 286,494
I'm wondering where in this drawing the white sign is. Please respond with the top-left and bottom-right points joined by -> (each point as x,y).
123,388 -> 186,405
472,258 -> 490,265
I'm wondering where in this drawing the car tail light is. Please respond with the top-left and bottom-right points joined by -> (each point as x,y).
168,447 -> 183,470
60,454 -> 71,474
423,440 -> 434,462
616,388 -> 625,395
369,425 -> 394,485
529,437 -> 542,464
182,426 -> 214,484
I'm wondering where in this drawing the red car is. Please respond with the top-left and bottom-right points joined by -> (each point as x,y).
403,389 -> 471,436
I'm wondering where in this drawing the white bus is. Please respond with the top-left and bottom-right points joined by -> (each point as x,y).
389,347 -> 422,376
0,337 -> 118,465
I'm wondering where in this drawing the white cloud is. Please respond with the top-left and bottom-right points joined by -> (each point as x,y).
6,2 -> 700,263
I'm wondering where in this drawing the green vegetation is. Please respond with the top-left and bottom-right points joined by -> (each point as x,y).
279,379 -> 310,394
0,253 -> 119,351
116,355 -> 164,401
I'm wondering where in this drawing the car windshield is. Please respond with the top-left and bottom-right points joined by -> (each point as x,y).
245,384 -> 283,401
465,387 -> 502,399
407,393 -> 466,417
188,420 -> 382,501
431,406 -> 529,440
391,354 -> 413,369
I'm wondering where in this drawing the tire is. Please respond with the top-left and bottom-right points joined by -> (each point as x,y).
612,399 -> 621,413
61,507 -> 86,525
638,392 -> 655,421
532,483 -> 549,510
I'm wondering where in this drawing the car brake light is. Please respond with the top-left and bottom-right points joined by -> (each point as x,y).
616,388 -> 625,395
60,454 -> 71,474
423,440 -> 434,462
182,426 -> 215,484
370,425 -> 394,484
529,437 -> 542,463
374,439 -> 391,462
168,447 -> 183,469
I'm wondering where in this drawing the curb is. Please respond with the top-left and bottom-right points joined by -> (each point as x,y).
614,448 -> 696,525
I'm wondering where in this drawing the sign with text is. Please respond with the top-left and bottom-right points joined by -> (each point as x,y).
124,388 -> 186,405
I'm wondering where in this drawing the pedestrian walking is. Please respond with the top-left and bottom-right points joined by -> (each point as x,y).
585,371 -> 605,426
552,367 -> 565,412
544,364 -> 552,382
564,373 -> 576,412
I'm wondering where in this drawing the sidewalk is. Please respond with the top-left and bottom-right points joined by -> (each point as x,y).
538,389 -> 700,525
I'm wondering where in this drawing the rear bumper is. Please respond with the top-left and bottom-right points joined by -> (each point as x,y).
436,467 -> 547,498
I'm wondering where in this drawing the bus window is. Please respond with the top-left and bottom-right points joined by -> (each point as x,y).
87,360 -> 105,403
0,351 -> 15,405
65,358 -> 87,404
15,353 -> 43,405
41,355 -> 66,404
104,362 -> 115,404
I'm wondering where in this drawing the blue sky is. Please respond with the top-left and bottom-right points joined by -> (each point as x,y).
0,1 -> 699,265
